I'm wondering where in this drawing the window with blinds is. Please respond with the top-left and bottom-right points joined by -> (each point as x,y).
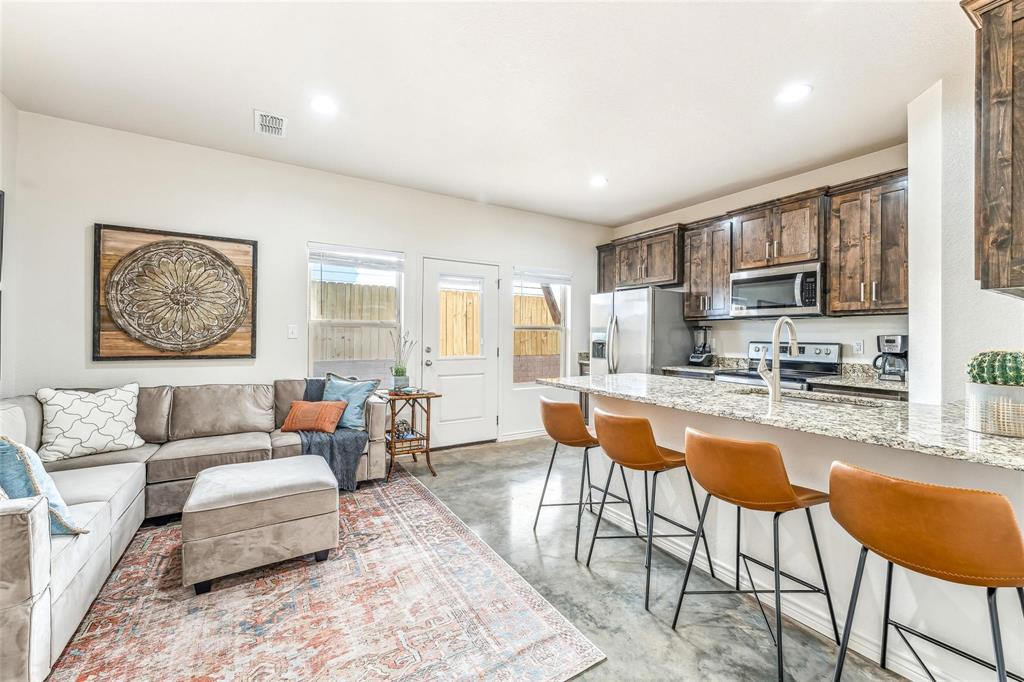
307,243 -> 404,381
512,269 -> 571,385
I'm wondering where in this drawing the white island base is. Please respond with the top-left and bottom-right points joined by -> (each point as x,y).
578,390 -> 1024,682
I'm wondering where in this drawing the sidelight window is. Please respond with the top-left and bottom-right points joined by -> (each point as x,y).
512,269 -> 571,385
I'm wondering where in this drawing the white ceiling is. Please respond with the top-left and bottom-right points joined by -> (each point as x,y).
1,2 -> 969,226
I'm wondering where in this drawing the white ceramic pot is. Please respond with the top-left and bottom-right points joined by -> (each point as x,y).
965,382 -> 1024,438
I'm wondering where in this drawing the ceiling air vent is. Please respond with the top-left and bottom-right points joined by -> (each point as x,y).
253,110 -> 286,137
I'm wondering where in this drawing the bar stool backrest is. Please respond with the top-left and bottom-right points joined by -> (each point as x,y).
829,462 -> 1024,588
594,409 -> 665,470
684,428 -> 801,511
539,397 -> 595,447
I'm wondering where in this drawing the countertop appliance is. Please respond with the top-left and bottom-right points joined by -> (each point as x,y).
873,334 -> 908,382
730,262 -> 822,318
715,341 -> 841,390
689,325 -> 713,366
590,288 -> 690,376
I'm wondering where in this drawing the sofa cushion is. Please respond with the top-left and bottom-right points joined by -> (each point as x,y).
274,379 -> 306,429
148,432 -> 271,484
137,386 -> 173,444
182,456 -> 338,541
43,443 -> 158,473
0,396 -> 42,451
50,462 -> 146,524
49,501 -> 110,600
270,429 -> 301,459
169,384 -> 274,440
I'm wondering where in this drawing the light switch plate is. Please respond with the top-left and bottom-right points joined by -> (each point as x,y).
287,324 -> 299,339
853,340 -> 864,355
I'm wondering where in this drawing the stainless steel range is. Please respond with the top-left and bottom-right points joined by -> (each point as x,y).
715,341 -> 841,390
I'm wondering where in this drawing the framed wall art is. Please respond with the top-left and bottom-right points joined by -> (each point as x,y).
93,224 -> 257,360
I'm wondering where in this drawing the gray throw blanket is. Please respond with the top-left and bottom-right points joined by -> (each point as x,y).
298,379 -> 369,492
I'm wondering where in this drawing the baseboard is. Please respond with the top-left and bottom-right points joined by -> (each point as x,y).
597,505 -> 933,682
498,429 -> 546,442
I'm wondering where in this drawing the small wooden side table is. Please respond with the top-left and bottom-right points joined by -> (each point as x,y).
379,390 -> 442,481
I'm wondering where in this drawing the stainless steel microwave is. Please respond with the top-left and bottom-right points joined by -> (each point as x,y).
730,262 -> 822,318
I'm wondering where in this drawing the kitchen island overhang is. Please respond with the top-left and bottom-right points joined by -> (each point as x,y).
537,372 -> 1024,681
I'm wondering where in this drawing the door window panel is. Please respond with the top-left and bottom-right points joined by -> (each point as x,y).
438,275 -> 483,358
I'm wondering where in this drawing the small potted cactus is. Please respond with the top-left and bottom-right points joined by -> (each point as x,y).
965,350 -> 1024,437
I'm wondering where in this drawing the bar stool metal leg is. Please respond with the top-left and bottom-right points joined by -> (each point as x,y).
735,506 -> 742,591
806,507 -> 841,644
988,587 -> 1007,682
685,468 -> 716,579
644,471 -> 659,610
671,494 -> 712,629
619,465 -> 641,537
772,512 -> 784,682
533,442 -> 559,530
586,464 -> 617,567
833,545 -> 869,682
880,560 -> 894,668
574,447 -> 591,561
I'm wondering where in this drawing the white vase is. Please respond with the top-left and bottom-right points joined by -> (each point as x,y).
391,375 -> 410,390
965,382 -> 1024,438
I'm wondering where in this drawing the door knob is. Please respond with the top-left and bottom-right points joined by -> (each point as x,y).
425,360 -> 433,367
425,346 -> 432,353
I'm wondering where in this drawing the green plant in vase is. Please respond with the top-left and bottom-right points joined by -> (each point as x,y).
389,330 -> 416,390
967,350 -> 1024,386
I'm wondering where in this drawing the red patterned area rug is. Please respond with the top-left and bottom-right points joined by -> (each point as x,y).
50,467 -> 604,681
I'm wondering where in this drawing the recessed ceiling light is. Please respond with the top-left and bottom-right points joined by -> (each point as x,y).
590,175 -> 608,188
310,94 -> 338,116
775,83 -> 813,105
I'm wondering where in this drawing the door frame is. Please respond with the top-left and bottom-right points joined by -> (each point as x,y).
419,254 -> 503,444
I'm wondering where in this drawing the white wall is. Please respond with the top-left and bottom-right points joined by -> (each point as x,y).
9,112 -> 611,437
618,145 -> 911,360
907,82 -> 944,404
0,93 -> 17,397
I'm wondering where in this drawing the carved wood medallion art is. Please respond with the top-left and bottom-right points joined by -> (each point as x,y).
93,224 -> 257,360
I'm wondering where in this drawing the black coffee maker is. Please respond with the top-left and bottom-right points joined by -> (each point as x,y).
873,334 -> 908,382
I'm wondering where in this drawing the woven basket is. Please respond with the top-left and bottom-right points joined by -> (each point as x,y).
965,382 -> 1024,438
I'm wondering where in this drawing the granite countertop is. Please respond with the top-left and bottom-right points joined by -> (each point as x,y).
663,360 -> 909,394
537,373 -> 1024,471
806,374 -> 908,393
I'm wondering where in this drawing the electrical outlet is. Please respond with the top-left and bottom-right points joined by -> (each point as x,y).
853,340 -> 864,355
287,324 -> 299,340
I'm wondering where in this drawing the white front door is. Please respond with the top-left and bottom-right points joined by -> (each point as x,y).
421,257 -> 500,447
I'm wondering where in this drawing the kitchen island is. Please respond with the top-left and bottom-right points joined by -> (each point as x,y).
537,373 -> 1024,681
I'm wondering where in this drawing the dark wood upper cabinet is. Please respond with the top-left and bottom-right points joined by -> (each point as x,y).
615,240 -> 644,286
684,218 -> 732,319
639,231 -> 678,284
772,197 -> 820,264
596,225 -> 683,291
597,244 -> 616,293
826,171 -> 908,314
963,0 -> 1024,298
731,208 -> 772,270
731,191 -> 824,271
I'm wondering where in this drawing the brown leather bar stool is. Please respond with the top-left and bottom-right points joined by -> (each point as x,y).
672,428 -> 840,682
588,409 -> 715,609
536,398 -> 641,561
830,462 -> 1024,682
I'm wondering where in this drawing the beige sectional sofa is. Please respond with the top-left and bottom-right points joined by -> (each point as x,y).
0,380 -> 386,682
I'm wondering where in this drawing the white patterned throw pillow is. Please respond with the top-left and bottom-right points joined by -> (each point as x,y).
35,383 -> 145,461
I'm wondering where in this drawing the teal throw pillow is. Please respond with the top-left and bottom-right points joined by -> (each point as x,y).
0,435 -> 88,535
323,374 -> 380,430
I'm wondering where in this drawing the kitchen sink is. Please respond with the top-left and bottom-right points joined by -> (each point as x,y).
728,387 -> 884,409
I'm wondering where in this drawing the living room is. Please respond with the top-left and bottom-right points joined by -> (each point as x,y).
2,2 -> 1024,681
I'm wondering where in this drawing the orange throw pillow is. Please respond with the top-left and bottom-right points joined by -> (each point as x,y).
281,400 -> 348,433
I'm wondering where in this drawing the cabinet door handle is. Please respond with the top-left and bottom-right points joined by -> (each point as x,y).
765,242 -> 770,260
872,281 -> 878,302
705,295 -> 710,311
860,282 -> 866,302
773,240 -> 779,258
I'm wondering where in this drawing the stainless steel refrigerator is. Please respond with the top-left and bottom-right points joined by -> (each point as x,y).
589,287 -> 691,376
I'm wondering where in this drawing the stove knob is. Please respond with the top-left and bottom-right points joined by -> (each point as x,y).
753,346 -> 760,353
824,348 -> 831,355
814,348 -> 822,355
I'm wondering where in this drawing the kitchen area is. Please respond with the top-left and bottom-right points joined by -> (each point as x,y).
542,161 -> 1024,680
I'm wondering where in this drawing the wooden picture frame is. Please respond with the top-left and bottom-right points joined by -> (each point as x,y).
93,223 -> 257,360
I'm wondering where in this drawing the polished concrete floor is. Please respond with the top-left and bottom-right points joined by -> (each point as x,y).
408,437 -> 900,682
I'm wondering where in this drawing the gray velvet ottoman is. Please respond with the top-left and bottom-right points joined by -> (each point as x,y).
181,455 -> 339,594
